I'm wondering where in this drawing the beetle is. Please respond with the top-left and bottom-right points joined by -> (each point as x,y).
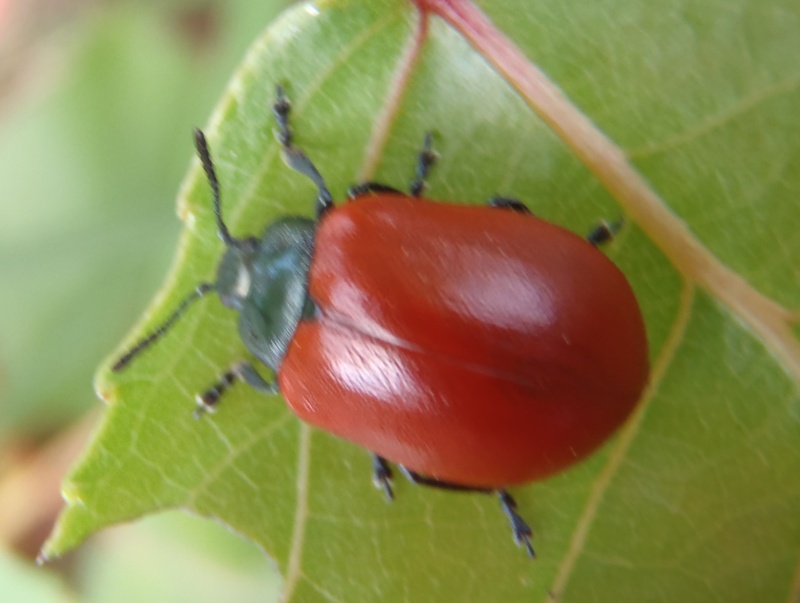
113,86 -> 649,557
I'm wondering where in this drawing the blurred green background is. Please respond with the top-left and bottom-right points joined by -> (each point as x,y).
0,0 -> 291,599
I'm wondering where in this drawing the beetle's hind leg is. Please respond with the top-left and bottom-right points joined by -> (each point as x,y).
410,132 -> 437,197
272,85 -> 333,218
490,197 -> 619,252
586,219 -> 623,247
488,196 -> 533,214
195,360 -> 277,419
397,466 -> 535,558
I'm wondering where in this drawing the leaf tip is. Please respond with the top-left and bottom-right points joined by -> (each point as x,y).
39,498 -> 91,563
34,549 -> 50,566
93,367 -> 120,406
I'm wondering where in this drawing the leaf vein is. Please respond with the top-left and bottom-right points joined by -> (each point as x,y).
545,281 -> 695,601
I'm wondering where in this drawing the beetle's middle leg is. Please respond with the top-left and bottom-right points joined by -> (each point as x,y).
488,196 -> 533,214
195,360 -> 277,419
346,132 -> 438,200
346,182 -> 403,199
409,132 -> 437,197
371,454 -> 395,501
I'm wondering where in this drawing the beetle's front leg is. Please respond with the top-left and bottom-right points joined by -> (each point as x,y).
488,196 -> 533,214
272,85 -> 333,218
195,360 -> 277,419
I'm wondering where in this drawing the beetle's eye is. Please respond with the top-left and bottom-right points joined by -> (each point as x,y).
216,246 -> 252,310
234,264 -> 252,298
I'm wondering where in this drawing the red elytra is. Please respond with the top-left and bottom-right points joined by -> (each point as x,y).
280,193 -> 649,487
112,88 -> 651,556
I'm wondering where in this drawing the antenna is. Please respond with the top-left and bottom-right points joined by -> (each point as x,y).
194,128 -> 237,247
112,282 -> 215,371
113,130 -> 238,372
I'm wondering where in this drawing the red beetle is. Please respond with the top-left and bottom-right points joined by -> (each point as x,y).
114,86 -> 649,557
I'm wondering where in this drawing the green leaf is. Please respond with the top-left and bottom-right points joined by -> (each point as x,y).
44,0 -> 800,601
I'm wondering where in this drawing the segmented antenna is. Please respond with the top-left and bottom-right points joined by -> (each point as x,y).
194,128 -> 237,247
112,282 -> 215,371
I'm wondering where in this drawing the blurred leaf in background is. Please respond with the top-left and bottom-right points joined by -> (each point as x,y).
79,511 -> 281,603
0,0 -> 288,600
0,545 -> 73,602
0,0 -> 287,433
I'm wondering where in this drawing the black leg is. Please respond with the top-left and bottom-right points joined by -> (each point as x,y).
397,466 -> 535,557
195,360 -> 277,419
498,490 -> 535,558
488,196 -> 533,214
347,132 -> 437,201
410,132 -> 437,197
272,85 -> 334,218
272,86 -> 293,148
348,132 -> 437,200
372,454 -> 394,501
347,182 -> 403,199
398,466 -> 493,493
586,219 -> 623,247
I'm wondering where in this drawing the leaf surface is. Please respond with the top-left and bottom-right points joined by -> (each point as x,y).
45,0 -> 800,601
